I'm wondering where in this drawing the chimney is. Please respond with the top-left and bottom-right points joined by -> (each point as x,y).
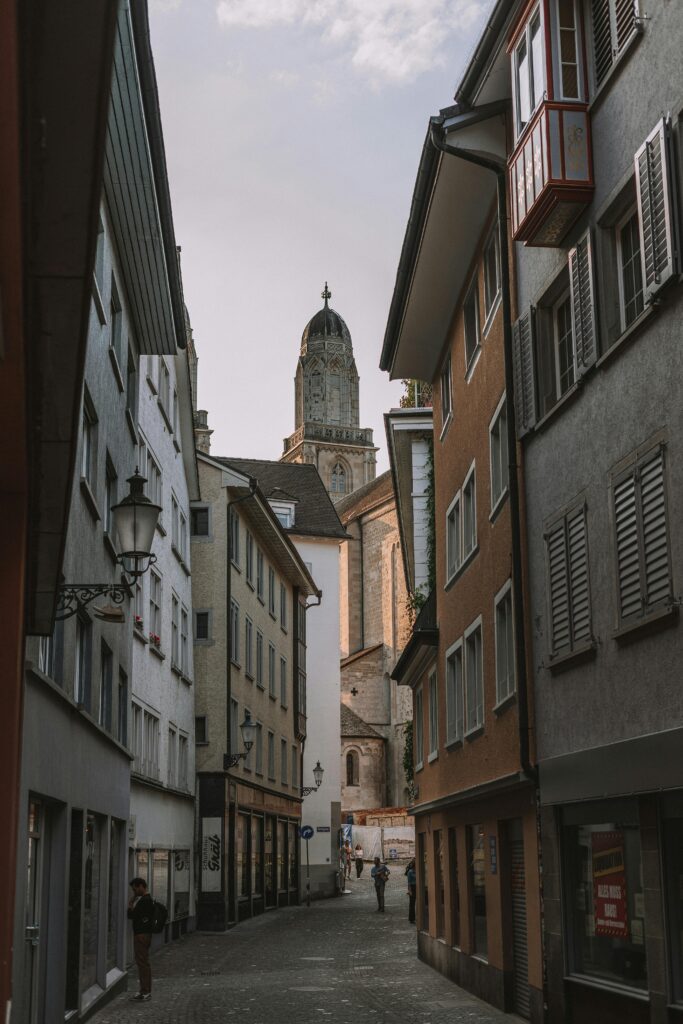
195,409 -> 213,455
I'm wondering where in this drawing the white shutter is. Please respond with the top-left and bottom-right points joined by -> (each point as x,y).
547,522 -> 570,655
613,472 -> 642,621
639,447 -> 671,608
569,233 -> 598,373
512,311 -> 537,437
567,507 -> 591,645
635,119 -> 678,299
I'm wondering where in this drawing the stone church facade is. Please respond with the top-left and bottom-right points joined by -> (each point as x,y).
281,285 -> 377,501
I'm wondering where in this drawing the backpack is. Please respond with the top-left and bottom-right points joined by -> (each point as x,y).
151,900 -> 168,934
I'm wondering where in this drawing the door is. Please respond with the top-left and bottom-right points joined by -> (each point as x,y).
24,799 -> 47,1024
508,819 -> 530,1018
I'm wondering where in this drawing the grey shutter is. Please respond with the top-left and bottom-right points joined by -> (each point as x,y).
614,0 -> 638,51
569,233 -> 598,373
512,311 -> 537,437
639,447 -> 671,609
635,119 -> 678,299
547,522 -> 570,655
567,506 -> 591,645
613,471 -> 642,621
592,0 -> 638,87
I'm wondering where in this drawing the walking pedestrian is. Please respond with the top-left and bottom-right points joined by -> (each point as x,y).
128,878 -> 154,1001
371,856 -> 390,912
405,859 -> 416,924
354,842 -> 364,878
343,840 -> 353,879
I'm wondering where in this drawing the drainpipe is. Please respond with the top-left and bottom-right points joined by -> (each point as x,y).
429,117 -> 534,779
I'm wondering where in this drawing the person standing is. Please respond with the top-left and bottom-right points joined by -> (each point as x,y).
128,878 -> 154,1001
371,856 -> 390,912
406,859 -> 416,924
354,843 -> 364,878
343,840 -> 353,879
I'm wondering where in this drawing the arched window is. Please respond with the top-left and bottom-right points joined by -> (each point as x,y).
346,750 -> 359,786
331,462 -> 346,494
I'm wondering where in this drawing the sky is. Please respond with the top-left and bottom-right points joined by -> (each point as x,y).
149,0 -> 495,473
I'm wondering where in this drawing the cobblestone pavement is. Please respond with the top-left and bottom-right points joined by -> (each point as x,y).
92,867 -> 510,1024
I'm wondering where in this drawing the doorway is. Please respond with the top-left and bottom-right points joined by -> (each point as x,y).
23,798 -> 51,1024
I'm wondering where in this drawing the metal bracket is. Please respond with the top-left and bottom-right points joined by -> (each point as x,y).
56,579 -> 133,621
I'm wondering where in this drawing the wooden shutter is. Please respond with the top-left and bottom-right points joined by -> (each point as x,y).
635,119 -> 679,299
546,522 -> 570,655
567,506 -> 591,645
512,311 -> 537,437
640,447 -> 671,608
592,0 -> 638,87
613,471 -> 642,621
569,233 -> 597,373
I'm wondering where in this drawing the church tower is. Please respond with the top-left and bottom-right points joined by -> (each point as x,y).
281,284 -> 377,501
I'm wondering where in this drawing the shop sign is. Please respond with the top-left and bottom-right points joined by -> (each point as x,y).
201,817 -> 222,893
592,830 -> 629,938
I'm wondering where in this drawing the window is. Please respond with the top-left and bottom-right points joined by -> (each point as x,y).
81,393 -> 97,489
440,356 -> 452,431
256,549 -> 264,602
546,502 -> 592,658
445,642 -> 463,745
268,567 -> 276,616
94,216 -> 105,295
271,501 -> 294,527
483,226 -> 501,319
159,360 -> 171,418
268,731 -> 275,780
132,703 -> 143,769
172,387 -> 178,435
195,716 -> 208,744
489,397 -> 509,513
256,631 -> 264,687
118,670 -> 128,745
462,463 -> 477,558
195,610 -> 209,641
434,831 -> 445,939
143,711 -> 160,779
180,606 -> 189,674
464,620 -> 483,735
178,734 -> 188,789
611,440 -> 672,629
126,346 -> 137,418
75,614 -> 92,709
590,0 -> 639,88
330,462 -> 346,494
463,281 -> 480,371
446,492 -> 461,582
553,290 -> 576,397
168,727 -> 177,786
229,509 -> 240,566
414,686 -> 424,769
110,275 -> 123,368
448,828 -> 460,947
268,643 -> 276,698
171,594 -> 180,666
616,208 -> 644,329
179,510 -> 188,563
38,618 -> 63,685
245,617 -> 254,677
191,506 -> 209,537
230,600 -> 239,665
281,739 -> 288,785
635,119 -> 678,301
468,824 -> 488,958
280,657 -> 287,706
280,583 -> 287,630
291,745 -> 298,789
346,750 -> 359,786
513,7 -> 544,137
555,0 -> 581,98
428,669 -> 438,760
246,530 -> 254,584
149,570 -> 161,642
171,495 -> 179,550
494,582 -> 515,704
255,723 -> 263,775
100,642 -> 113,731
230,698 -> 239,755
104,456 -> 117,537
140,439 -> 163,520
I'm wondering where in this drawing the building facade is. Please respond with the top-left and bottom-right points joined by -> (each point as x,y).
191,454 -> 318,929
338,472 -> 413,812
281,284 -> 377,500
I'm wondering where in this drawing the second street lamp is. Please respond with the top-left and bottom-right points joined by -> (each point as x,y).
301,761 -> 324,798
223,712 -> 256,769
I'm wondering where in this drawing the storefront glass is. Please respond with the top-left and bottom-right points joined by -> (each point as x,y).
251,816 -> 263,896
664,814 -> 683,1002
238,813 -> 250,899
152,850 -> 169,905
468,824 -> 487,958
265,817 -> 276,906
277,820 -> 287,890
434,830 -> 445,939
288,822 -> 297,888
65,810 -> 83,1013
448,827 -> 460,947
82,813 -> 103,990
174,849 -> 190,919
419,832 -> 429,931
106,820 -> 121,970
563,805 -> 647,990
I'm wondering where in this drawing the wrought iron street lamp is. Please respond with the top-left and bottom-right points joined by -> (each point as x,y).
223,712 -> 257,770
56,469 -> 161,620
301,760 -> 324,798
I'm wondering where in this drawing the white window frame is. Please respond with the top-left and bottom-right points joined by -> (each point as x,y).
149,569 -> 162,641
463,616 -> 484,737
246,530 -> 254,585
180,605 -> 189,675
463,280 -> 481,376
168,726 -> 177,787
268,643 -> 276,698
427,668 -> 439,762
245,617 -> 254,678
483,225 -> 501,327
445,491 -> 461,584
489,394 -> 509,517
512,4 -> 545,140
414,685 -> 424,771
171,592 -> 180,667
178,733 -> 188,789
440,355 -> 453,438
462,461 -> 477,559
445,640 -> 464,746
230,509 -> 240,567
615,204 -> 645,332
552,288 -> 576,400
230,599 -> 239,666
494,580 -> 515,707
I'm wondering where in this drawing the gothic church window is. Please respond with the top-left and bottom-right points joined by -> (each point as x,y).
346,750 -> 359,786
331,463 -> 347,494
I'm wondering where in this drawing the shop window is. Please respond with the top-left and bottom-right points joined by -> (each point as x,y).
664,813 -> 683,1002
288,822 -> 297,888
173,850 -> 190,920
252,817 -> 263,896
448,827 -> 460,947
237,813 -> 250,899
82,813 -> 104,990
434,831 -> 445,939
277,820 -> 287,890
152,850 -> 169,907
106,820 -> 122,971
563,804 -> 647,990
469,824 -> 488,958
419,832 -> 429,931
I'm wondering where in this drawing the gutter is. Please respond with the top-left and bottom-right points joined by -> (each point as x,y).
429,112 -> 534,780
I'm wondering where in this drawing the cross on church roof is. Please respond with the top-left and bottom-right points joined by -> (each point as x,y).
321,282 -> 331,306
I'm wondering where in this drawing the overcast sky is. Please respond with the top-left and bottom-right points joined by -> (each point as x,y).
149,0 -> 494,472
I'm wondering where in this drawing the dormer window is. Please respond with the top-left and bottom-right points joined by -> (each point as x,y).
269,502 -> 295,528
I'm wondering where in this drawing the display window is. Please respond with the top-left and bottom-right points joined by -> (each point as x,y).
663,807 -> 683,1002
468,824 -> 488,958
237,813 -> 250,899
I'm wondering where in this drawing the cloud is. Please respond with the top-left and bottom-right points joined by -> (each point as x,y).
269,69 -> 301,87
215,0 -> 488,83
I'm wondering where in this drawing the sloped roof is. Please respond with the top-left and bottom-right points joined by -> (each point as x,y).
216,457 -> 348,540
336,470 -> 394,524
340,703 -> 384,739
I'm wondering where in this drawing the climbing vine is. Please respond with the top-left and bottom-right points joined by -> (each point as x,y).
403,719 -> 415,801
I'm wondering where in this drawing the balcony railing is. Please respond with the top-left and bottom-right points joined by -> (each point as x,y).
509,101 -> 594,247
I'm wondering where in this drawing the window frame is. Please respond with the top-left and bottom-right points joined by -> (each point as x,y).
489,394 -> 509,517
462,461 -> 477,560
440,355 -> 453,437
494,580 -> 515,708
230,599 -> 240,666
463,616 -> 484,738
483,224 -> 501,325
414,685 -> 424,771
428,668 -> 439,761
615,204 -> 645,332
445,640 -> 464,747
512,4 -> 545,140
463,279 -> 481,375
552,287 -> 576,400
244,616 -> 254,678
446,491 -> 461,584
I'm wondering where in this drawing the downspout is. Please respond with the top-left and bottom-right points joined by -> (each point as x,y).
429,117 -> 534,778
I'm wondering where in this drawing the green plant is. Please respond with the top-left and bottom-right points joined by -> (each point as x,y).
403,719 -> 415,801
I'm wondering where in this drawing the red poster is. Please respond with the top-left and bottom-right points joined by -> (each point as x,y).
592,831 -> 629,939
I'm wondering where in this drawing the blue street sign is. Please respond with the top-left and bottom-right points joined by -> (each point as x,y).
300,825 -> 314,840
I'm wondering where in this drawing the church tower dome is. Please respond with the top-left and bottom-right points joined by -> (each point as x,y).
281,283 -> 377,502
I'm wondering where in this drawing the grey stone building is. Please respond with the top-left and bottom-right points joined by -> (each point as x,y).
281,284 -> 377,500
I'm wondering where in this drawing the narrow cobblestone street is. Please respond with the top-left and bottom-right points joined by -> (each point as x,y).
92,869 -> 510,1024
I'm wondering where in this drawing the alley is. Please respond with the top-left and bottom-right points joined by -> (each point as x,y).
91,869 -> 508,1024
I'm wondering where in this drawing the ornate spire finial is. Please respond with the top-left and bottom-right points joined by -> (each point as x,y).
321,282 -> 331,307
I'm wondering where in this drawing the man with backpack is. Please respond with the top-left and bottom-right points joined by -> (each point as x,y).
370,856 -> 390,912
128,878 -> 154,1001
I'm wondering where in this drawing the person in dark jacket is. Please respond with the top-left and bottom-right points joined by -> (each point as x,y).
405,859 -> 417,923
128,878 -> 154,1001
